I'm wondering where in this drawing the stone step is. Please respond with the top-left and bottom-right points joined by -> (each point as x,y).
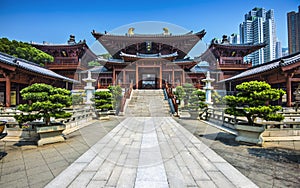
125,89 -> 170,117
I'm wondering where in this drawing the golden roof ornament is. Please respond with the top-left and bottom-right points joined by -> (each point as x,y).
128,27 -> 135,35
163,27 -> 170,35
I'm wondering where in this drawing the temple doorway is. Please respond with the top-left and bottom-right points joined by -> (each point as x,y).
141,74 -> 157,89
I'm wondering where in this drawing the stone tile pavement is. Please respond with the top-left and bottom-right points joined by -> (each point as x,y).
0,117 -> 123,188
1,115 -> 299,187
176,118 -> 300,188
46,117 -> 258,187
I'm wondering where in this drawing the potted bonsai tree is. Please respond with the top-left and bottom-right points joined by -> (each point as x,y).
15,83 -> 72,146
224,81 -> 285,145
188,89 -> 207,119
94,91 -> 113,111
108,85 -> 123,115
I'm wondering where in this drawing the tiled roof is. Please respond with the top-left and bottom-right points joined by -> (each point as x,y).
221,51 -> 300,82
81,66 -> 110,73
120,51 -> 178,58
190,64 -> 210,73
0,52 -> 78,83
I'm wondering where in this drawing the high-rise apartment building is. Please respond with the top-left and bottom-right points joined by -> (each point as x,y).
239,7 -> 277,66
228,33 -> 240,44
276,40 -> 282,59
287,6 -> 300,54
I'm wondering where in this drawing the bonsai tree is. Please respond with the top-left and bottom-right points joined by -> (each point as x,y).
108,85 -> 123,112
224,81 -> 285,125
72,93 -> 84,105
94,91 -> 113,111
15,83 -> 72,125
174,86 -> 185,101
182,83 -> 195,105
189,90 -> 207,110
212,90 -> 225,106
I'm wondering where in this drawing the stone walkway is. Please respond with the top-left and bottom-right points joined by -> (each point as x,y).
0,118 -> 122,188
46,117 -> 258,187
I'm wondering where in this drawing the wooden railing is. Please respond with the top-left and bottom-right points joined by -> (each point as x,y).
218,63 -> 252,69
45,57 -> 80,69
165,83 -> 178,115
119,82 -> 133,113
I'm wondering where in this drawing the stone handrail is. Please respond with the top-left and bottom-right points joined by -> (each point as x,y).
204,108 -> 300,129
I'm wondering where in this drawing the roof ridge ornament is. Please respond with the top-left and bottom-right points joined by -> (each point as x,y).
163,27 -> 170,35
128,27 -> 134,35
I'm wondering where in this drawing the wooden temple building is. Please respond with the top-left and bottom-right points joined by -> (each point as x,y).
82,32 -> 266,91
31,35 -> 96,80
200,35 -> 266,85
221,51 -> 300,107
2,28 -> 299,107
90,28 -> 207,89
0,52 -> 77,107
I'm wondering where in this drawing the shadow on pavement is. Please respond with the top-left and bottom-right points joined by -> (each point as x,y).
199,132 -> 241,147
247,148 -> 300,164
0,152 -> 7,160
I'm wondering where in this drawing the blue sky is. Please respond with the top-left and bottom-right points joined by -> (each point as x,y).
0,0 -> 299,57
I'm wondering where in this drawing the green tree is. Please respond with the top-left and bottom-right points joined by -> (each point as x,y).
88,61 -> 101,67
94,91 -> 113,111
0,38 -> 54,66
99,53 -> 112,59
108,85 -> 123,111
15,83 -> 72,125
224,81 -> 285,125
182,83 -> 195,105
212,90 -> 224,106
174,86 -> 185,101
189,90 -> 207,110
72,94 -> 84,105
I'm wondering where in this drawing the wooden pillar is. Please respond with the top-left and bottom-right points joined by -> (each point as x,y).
135,63 -> 139,89
123,70 -> 126,87
172,67 -> 175,87
286,75 -> 292,107
112,66 -> 116,86
5,74 -> 11,107
182,70 -> 186,84
159,63 -> 162,89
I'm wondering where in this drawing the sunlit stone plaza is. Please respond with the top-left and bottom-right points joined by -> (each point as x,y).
1,2 -> 300,187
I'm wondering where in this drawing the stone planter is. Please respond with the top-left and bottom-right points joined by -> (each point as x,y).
0,121 -> 6,140
234,123 -> 265,145
4,123 -> 38,141
34,123 -> 66,146
0,120 -> 6,134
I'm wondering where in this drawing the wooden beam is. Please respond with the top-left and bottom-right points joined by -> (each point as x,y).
0,63 -> 16,71
291,77 -> 300,82
281,62 -> 300,72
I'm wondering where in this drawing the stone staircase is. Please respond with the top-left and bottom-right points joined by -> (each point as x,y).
125,90 -> 170,117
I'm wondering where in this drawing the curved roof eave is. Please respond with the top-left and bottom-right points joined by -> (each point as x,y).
0,52 -> 79,83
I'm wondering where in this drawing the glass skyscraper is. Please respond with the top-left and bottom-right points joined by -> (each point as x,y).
239,8 -> 277,66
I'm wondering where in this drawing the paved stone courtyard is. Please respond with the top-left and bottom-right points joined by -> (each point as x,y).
46,117 -> 257,187
176,118 -> 300,188
0,117 -> 299,187
0,89 -> 299,187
